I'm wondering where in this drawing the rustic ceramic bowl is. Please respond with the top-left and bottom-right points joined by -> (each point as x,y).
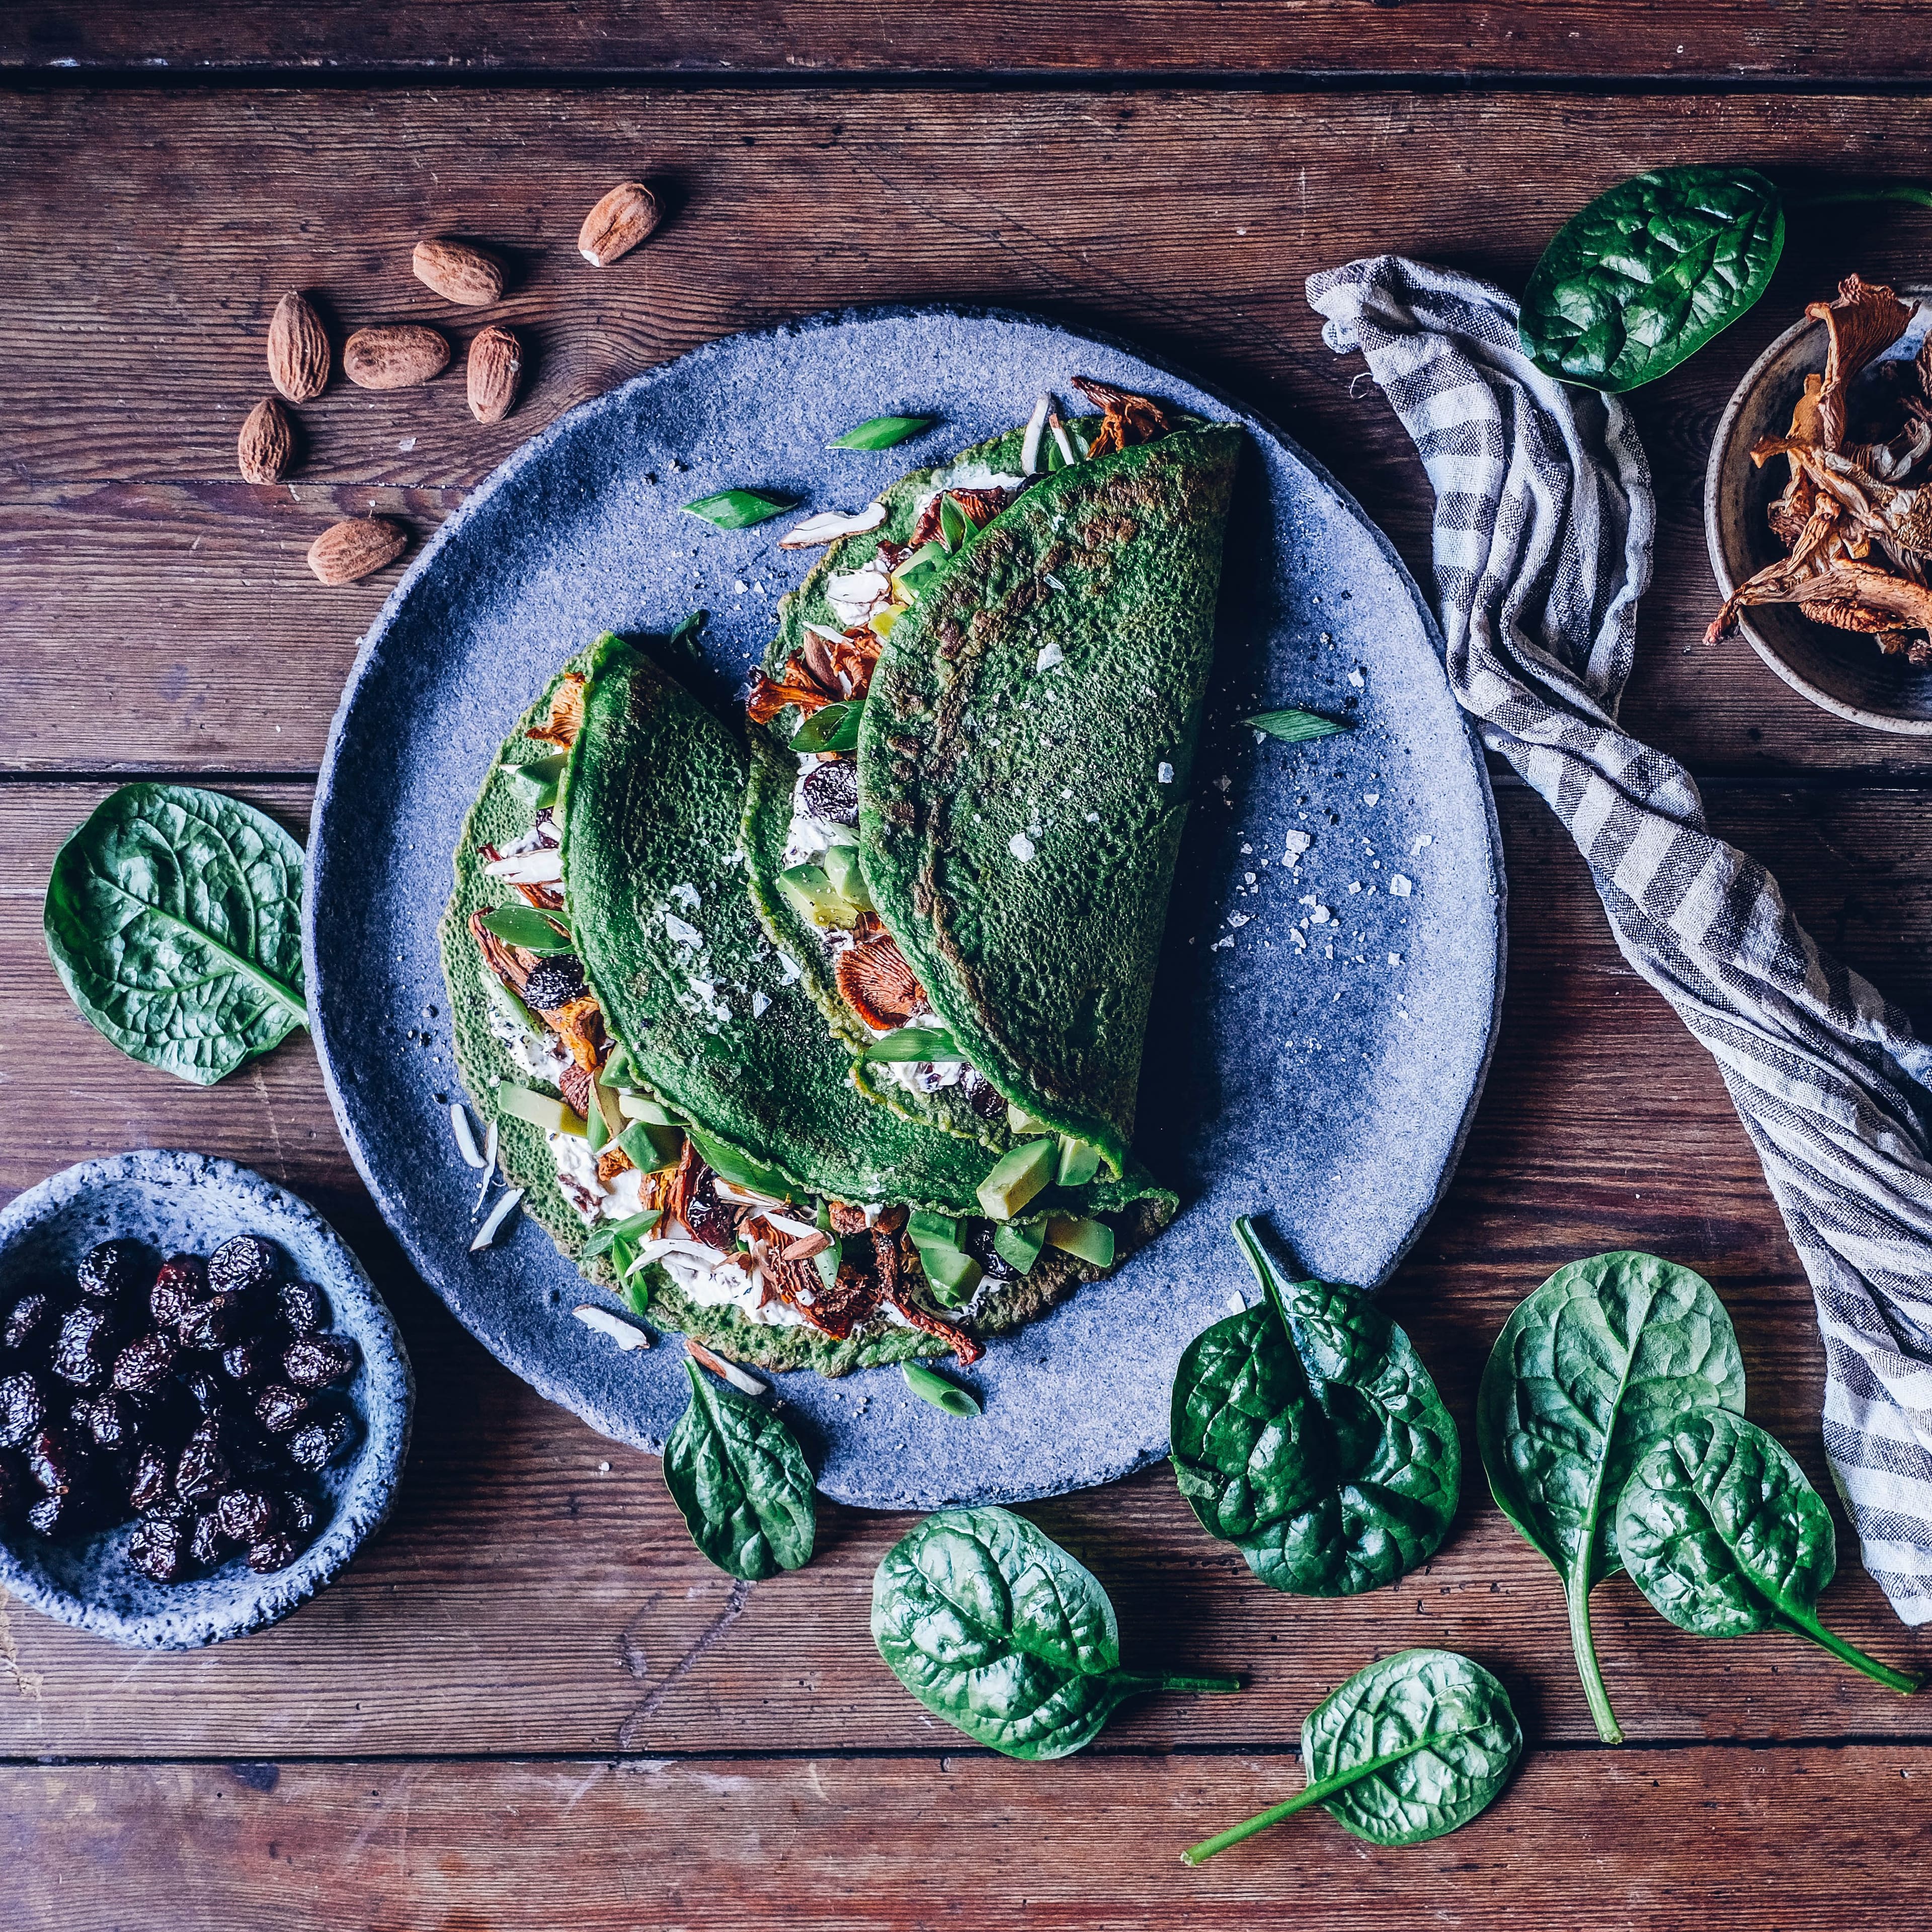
1705,287 -> 1932,733
0,1151 -> 413,1649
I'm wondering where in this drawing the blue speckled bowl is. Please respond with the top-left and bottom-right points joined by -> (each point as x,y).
0,1151 -> 413,1649
308,305 -> 1504,1510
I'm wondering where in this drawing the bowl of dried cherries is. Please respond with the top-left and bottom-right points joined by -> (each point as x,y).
0,1149 -> 413,1648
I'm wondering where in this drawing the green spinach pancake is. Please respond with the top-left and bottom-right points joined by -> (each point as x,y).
742,382 -> 1241,1194
440,631 -> 1173,1377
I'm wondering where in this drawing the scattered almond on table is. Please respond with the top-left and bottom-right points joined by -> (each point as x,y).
236,397 -> 296,484
308,517 -> 410,586
578,181 -> 660,266
466,324 -> 524,424
343,324 -> 451,390
267,290 -> 331,403
412,237 -> 506,307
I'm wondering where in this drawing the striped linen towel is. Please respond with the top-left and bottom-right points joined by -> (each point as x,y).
1308,255 -> 1932,1624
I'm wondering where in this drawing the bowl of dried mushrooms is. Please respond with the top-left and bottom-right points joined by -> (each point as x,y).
1706,275 -> 1932,733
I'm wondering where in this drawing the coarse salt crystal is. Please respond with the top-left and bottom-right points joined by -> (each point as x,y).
751,990 -> 769,1017
663,912 -> 703,946
1412,834 -> 1433,854
1389,952 -> 1402,965
1227,913 -> 1251,929
1347,880 -> 1362,895
1348,669 -> 1365,689
1157,762 -> 1174,784
1389,874 -> 1414,897
1009,832 -> 1037,862
1363,791 -> 1380,806
1283,829 -> 1311,865
1036,641 -> 1065,673
670,882 -> 700,911
1310,906 -> 1332,925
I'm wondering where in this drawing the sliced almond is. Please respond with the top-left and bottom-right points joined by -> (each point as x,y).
466,323 -> 524,424
307,516 -> 409,586
779,1232 -> 832,1260
412,237 -> 506,307
778,503 -> 889,549
237,397 -> 296,485
343,324 -> 451,390
267,290 -> 330,404
578,181 -> 661,266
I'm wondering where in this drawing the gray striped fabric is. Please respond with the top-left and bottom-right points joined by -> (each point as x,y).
1308,254 -> 1932,1624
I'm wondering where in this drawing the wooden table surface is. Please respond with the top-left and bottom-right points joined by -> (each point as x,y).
6,8 -> 1932,1926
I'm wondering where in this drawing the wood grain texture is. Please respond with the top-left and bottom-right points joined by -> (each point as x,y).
4,781 -> 1929,1757
5,89 -> 1932,774
6,1746 -> 1931,1931
5,1 -> 1928,84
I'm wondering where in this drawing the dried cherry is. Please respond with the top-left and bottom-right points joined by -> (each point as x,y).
275,1279 -> 328,1335
288,1410 -> 353,1470
0,1371 -> 48,1449
254,1384 -> 307,1436
77,1239 -> 147,1306
283,1335 -> 357,1389
112,1329 -> 179,1395
214,1486 -> 278,1546
279,1488 -> 319,1539
220,1337 -> 274,1387
127,1516 -> 191,1584
51,1304 -> 117,1388
207,1234 -> 280,1303
177,1294 -> 238,1353
246,1533 -> 300,1574
174,1419 -> 231,1503
127,1443 -> 173,1513
188,1509 -> 231,1570
3,1290 -> 57,1358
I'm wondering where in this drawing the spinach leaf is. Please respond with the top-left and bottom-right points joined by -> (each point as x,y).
870,1506 -> 1238,1759
1519,167 -> 1787,392
662,1358 -> 816,1580
43,782 -> 307,1086
1170,1217 -> 1459,1595
1182,1649 -> 1521,1863
1243,708 -> 1347,744
1476,1250 -> 1745,1743
683,488 -> 794,531
828,414 -> 935,451
1615,1409 -> 1920,1696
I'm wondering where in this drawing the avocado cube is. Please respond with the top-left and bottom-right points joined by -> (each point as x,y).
1006,1101 -> 1051,1134
777,861 -> 862,930
496,1082 -> 587,1139
1056,1139 -> 1102,1187
917,1244 -> 984,1306
1045,1215 -> 1115,1269
618,1120 -> 683,1172
977,1138 -> 1057,1221
993,1220 -> 1046,1275
821,843 -> 874,911
908,1209 -> 963,1249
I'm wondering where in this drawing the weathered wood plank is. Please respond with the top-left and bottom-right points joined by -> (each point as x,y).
5,1 -> 1928,84
6,1746 -> 1931,1931
3,779 -> 1929,1754
3,89 -> 1932,774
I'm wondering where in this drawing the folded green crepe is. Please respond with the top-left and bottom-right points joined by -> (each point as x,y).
743,403 -> 1241,1181
440,632 -> 1173,1377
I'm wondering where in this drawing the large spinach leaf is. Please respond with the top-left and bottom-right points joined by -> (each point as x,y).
1615,1409 -> 1919,1696
870,1506 -> 1238,1759
43,782 -> 307,1085
663,1358 -> 816,1580
1518,167 -> 1932,393
1476,1250 -> 1744,1744
1182,1649 -> 1521,1864
1170,1217 -> 1459,1595
1519,166 -> 1786,393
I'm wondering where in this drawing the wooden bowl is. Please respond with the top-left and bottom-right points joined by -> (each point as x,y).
1704,287 -> 1932,734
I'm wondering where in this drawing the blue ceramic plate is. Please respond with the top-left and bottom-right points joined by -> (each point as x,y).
307,306 -> 1503,1510
0,1151 -> 413,1648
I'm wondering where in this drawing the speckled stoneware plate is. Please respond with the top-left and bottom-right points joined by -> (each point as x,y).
1706,285 -> 1932,733
0,1151 -> 413,1648
307,305 -> 1504,1510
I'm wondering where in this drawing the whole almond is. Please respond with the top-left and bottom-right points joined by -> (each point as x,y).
413,237 -> 506,307
578,182 -> 661,266
237,397 -> 296,485
307,517 -> 409,586
466,324 -> 524,424
267,290 -> 330,403
343,325 -> 451,390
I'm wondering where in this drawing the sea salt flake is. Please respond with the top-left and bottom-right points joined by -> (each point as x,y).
1310,906 -> 1332,925
663,912 -> 703,947
1210,934 -> 1234,951
1389,874 -> 1414,898
1348,669 -> 1365,689
1283,829 -> 1312,865
1227,913 -> 1251,929
1157,762 -> 1174,784
1412,834 -> 1433,854
1009,832 -> 1037,863
670,882 -> 700,911
1347,881 -> 1362,895
1388,952 -> 1402,965
1036,640 -> 1065,673
1363,792 -> 1380,806
751,990 -> 770,1017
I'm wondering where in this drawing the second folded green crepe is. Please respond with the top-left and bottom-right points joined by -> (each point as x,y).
857,421 -> 1241,1176
746,414 -> 1242,1179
